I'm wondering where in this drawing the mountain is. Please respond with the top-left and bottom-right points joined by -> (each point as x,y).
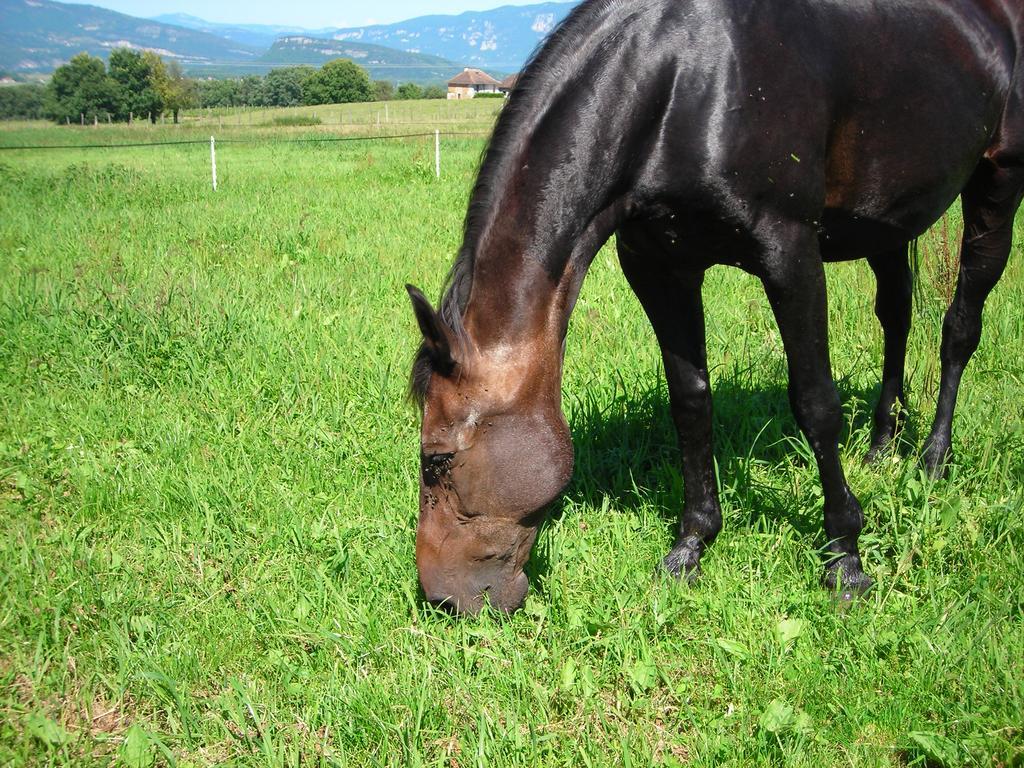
0,0 -> 260,72
259,37 -> 467,83
320,2 -> 578,70
154,3 -> 579,70
149,13 -> 305,49
0,0 -> 580,78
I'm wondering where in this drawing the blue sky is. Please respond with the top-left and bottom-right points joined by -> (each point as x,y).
59,0 -> 548,27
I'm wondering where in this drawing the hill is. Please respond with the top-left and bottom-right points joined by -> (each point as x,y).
320,2 -> 578,70
148,2 -> 579,72
149,13 -> 306,50
0,0 -> 578,79
0,0 -> 261,73
258,37 -> 467,84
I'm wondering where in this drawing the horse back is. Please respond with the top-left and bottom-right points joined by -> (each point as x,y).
624,0 -> 1024,255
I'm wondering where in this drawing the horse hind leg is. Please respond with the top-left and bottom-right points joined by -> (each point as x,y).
864,246 -> 913,463
923,159 -> 1024,477
760,224 -> 872,598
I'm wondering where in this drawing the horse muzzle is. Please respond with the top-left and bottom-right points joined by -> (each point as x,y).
421,566 -> 529,616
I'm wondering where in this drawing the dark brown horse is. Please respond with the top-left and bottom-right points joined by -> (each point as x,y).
407,0 -> 1024,614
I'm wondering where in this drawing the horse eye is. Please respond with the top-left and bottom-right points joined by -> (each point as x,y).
423,452 -> 455,485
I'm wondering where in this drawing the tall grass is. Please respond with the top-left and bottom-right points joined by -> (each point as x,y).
0,107 -> 1022,767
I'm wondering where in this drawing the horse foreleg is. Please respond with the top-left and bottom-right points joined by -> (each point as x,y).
762,229 -> 872,598
865,247 -> 913,463
923,161 -> 1024,478
617,233 -> 722,581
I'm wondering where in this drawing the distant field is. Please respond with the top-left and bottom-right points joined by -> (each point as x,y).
1,100 -> 1022,766
2,98 -> 506,140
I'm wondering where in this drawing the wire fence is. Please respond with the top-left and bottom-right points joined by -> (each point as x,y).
0,127 -> 494,189
0,129 -> 491,152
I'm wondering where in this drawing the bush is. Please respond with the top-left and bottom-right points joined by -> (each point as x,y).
474,92 -> 506,99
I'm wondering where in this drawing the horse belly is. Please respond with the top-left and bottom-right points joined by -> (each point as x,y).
814,2 -> 1015,257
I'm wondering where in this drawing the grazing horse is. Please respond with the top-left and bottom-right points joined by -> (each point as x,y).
407,0 -> 1024,614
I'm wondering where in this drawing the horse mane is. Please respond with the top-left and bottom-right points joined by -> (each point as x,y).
410,0 -> 622,407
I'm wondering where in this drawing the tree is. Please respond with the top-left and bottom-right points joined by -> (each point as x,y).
395,82 -> 423,100
108,48 -> 162,121
236,76 -> 264,106
303,59 -> 372,105
262,67 -> 314,107
422,85 -> 446,100
145,54 -> 196,123
0,84 -> 46,120
45,53 -> 120,124
196,78 -> 239,108
373,80 -> 394,101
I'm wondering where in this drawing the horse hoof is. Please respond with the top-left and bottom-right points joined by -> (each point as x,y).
863,443 -> 886,465
921,442 -> 952,480
822,557 -> 873,602
863,432 -> 894,465
657,544 -> 702,584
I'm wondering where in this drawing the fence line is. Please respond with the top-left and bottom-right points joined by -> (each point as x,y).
0,130 -> 491,152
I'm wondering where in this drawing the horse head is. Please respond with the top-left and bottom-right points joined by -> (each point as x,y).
406,284 -> 573,615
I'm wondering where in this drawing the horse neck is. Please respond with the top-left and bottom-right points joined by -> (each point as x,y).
448,0 -> 671,390
458,118 -> 628,378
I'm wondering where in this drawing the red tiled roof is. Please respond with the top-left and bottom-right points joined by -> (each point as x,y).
448,68 -> 501,86
499,74 -> 519,89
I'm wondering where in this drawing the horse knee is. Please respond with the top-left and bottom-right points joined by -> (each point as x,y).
791,384 -> 843,445
671,374 -> 709,410
668,373 -> 711,430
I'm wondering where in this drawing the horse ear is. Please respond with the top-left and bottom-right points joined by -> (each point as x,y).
406,284 -> 457,372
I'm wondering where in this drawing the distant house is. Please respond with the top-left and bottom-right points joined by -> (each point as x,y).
498,74 -> 520,96
447,68 -> 502,99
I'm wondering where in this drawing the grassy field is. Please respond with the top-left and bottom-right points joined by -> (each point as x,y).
30,98 -> 505,139
1,102 -> 1022,767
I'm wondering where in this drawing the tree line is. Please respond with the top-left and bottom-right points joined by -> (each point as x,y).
0,52 -> 447,123
196,68 -> 445,108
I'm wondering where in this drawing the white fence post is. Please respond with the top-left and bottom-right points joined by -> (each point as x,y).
210,136 -> 218,192
435,129 -> 440,179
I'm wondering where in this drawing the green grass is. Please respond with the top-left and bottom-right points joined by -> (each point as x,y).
5,97 -> 505,140
1,102 -> 1022,767
266,116 -> 323,128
